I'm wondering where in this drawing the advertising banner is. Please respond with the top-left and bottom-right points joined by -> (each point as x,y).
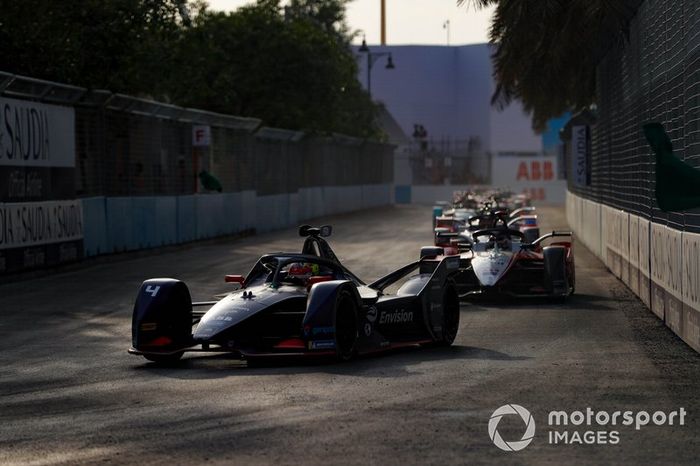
491,155 -> 566,203
0,97 -> 75,168
0,200 -> 83,273
0,97 -> 80,273
572,125 -> 589,186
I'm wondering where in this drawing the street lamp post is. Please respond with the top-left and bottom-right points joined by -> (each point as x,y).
358,36 -> 394,99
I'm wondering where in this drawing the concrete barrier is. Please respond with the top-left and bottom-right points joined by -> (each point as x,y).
298,187 -> 324,220
155,197 -> 178,247
81,183 -> 392,259
665,227 -> 683,337
255,194 -> 290,233
105,197 -> 134,253
639,218 -> 651,308
177,196 -> 197,243
682,231 -> 700,352
566,190 -> 699,352
620,211 -> 630,286
650,222 -> 666,320
628,214 -> 640,296
81,197 -> 107,257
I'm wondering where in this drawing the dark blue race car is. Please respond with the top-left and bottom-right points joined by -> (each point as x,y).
129,225 -> 460,364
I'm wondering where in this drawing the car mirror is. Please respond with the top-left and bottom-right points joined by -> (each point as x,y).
307,276 -> 333,288
225,275 -> 245,284
320,225 -> 332,237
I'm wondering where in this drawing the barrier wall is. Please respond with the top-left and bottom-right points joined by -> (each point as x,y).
567,190 -> 700,352
80,183 -> 392,256
0,72 -> 396,275
404,182 -> 566,206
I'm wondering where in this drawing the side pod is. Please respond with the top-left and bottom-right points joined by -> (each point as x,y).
302,281 -> 361,351
132,279 -> 193,353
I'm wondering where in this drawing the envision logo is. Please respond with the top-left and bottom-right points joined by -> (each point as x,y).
379,309 -> 413,324
488,404 -> 536,452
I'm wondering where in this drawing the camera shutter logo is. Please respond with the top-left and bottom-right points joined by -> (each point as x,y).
488,404 -> 536,452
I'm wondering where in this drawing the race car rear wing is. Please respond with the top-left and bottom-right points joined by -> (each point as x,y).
368,261 -> 421,292
435,230 -> 460,245
368,255 -> 460,293
507,215 -> 537,228
523,230 -> 573,248
509,206 -> 537,218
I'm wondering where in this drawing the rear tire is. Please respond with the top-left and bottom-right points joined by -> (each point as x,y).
144,352 -> 184,364
334,290 -> 358,361
438,286 -> 460,346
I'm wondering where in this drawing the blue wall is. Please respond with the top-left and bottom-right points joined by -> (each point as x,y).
80,185 -> 393,257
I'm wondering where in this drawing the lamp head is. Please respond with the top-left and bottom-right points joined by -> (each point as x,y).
359,35 -> 369,53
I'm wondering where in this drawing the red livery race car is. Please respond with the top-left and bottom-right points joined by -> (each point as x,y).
423,226 -> 575,301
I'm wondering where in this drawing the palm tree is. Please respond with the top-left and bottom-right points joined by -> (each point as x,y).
460,0 -> 641,130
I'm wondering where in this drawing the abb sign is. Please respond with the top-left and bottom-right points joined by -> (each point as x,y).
491,155 -> 565,203
516,160 -> 555,181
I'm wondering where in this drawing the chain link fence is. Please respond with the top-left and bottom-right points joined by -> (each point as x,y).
401,138 -> 490,186
0,71 -> 393,201
568,0 -> 700,233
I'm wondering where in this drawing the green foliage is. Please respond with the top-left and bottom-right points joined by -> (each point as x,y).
460,0 -> 639,131
0,0 -> 380,138
285,0 -> 355,40
0,0 -> 188,94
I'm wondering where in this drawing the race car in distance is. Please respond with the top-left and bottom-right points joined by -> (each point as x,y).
435,206 -> 540,250
129,225 -> 461,364
422,225 -> 575,300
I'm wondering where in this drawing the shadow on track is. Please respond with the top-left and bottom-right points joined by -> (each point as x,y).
462,292 -> 613,311
129,344 -> 530,380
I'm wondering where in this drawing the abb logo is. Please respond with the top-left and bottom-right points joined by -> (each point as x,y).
516,161 -> 554,181
523,187 -> 546,201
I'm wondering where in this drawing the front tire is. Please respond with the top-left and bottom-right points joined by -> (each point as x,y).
334,290 -> 358,361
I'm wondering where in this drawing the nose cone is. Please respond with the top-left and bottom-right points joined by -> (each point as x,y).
472,252 -> 513,286
193,287 -> 270,340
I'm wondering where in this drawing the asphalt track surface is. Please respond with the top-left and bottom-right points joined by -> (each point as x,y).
1,205 -> 698,465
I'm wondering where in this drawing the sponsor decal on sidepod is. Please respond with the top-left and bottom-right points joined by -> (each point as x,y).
379,309 -> 413,324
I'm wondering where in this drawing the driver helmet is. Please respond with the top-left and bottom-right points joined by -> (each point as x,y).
288,262 -> 320,279
488,234 -> 498,248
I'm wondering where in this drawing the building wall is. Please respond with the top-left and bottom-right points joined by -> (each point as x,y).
356,44 -> 542,154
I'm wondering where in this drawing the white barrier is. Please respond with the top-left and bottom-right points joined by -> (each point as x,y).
584,199 -> 602,259
629,214 -> 640,295
682,231 -> 700,351
566,190 -> 698,353
639,218 -> 651,307
620,210 -> 630,286
650,222 -> 666,319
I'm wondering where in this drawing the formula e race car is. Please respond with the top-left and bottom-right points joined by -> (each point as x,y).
129,225 -> 461,364
422,226 -> 575,300
435,206 -> 540,250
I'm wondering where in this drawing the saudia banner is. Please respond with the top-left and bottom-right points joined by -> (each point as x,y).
0,201 -> 83,250
0,97 -> 75,168
0,97 -> 81,273
0,97 -> 76,202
